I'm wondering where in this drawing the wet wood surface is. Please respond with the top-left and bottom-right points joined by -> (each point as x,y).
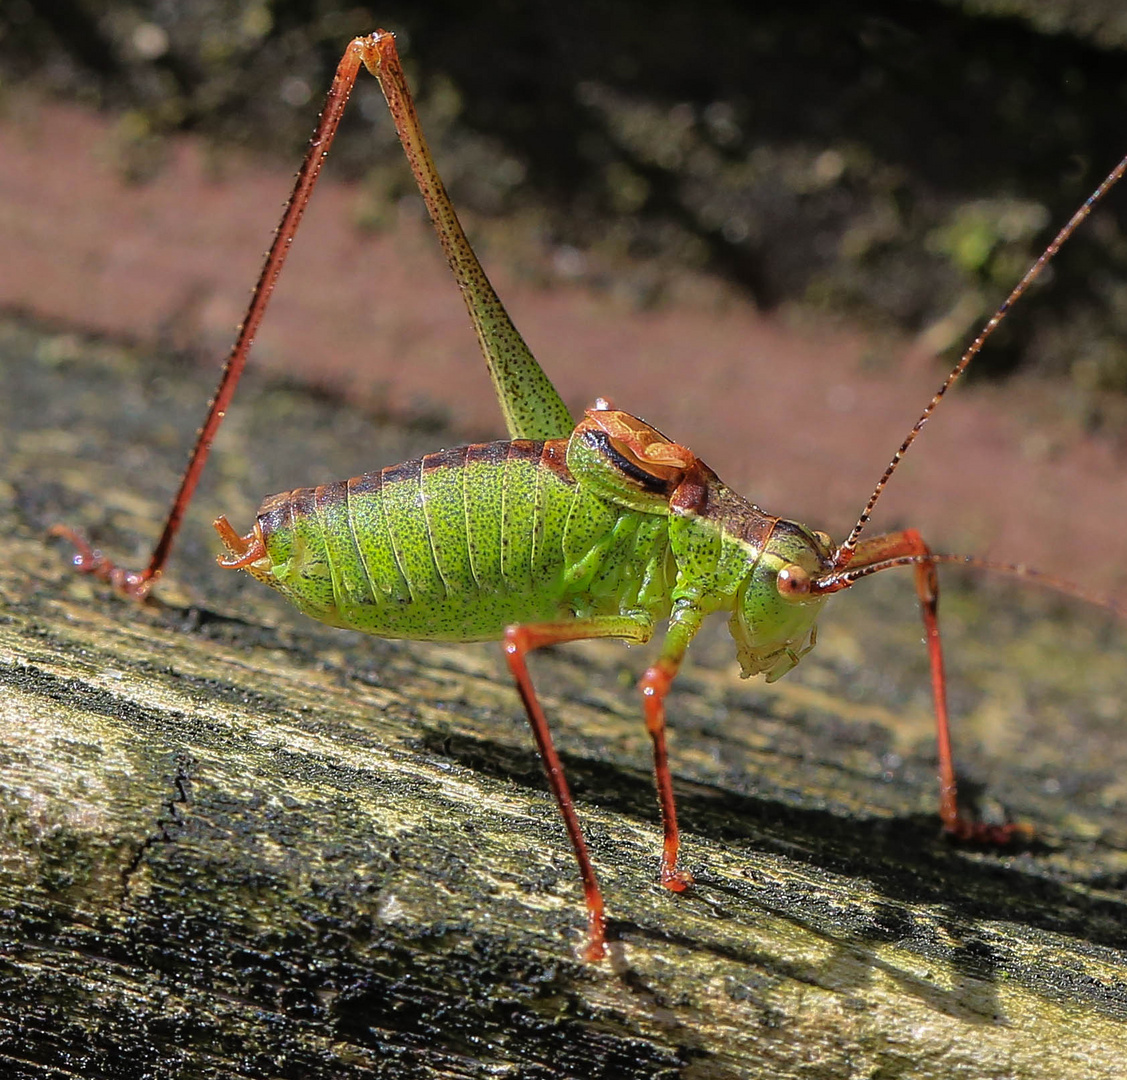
1,318 -> 1125,1079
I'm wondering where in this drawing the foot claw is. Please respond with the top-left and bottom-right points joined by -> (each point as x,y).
49,524 -> 154,599
944,818 -> 1032,846
583,938 -> 607,962
661,868 -> 694,893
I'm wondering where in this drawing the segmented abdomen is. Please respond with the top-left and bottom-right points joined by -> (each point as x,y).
252,439 -> 658,641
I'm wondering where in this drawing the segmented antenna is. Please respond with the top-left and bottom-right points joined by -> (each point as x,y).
819,553 -> 1125,621
835,152 -> 1127,569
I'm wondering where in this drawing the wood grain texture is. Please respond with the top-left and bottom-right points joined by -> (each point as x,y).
1,319 -> 1125,1079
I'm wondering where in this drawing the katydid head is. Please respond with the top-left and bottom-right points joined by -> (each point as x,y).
729,520 -> 834,682
573,407 -> 840,682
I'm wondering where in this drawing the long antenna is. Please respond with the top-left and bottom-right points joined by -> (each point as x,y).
834,153 -> 1127,569
816,552 -> 1125,620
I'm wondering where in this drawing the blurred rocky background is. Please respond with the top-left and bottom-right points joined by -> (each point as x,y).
6,1 -> 1127,414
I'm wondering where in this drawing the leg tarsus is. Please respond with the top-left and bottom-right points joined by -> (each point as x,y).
48,525 -> 156,599
943,817 -> 1033,846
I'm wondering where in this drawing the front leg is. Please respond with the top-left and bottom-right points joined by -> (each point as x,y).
638,604 -> 706,891
847,529 -> 1023,844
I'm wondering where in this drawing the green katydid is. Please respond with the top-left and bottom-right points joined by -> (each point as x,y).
54,31 -> 1127,962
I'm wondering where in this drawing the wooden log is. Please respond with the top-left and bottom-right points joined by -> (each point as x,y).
1,318 -> 1125,1078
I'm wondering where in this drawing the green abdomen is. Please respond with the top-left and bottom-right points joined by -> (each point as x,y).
250,440 -> 673,641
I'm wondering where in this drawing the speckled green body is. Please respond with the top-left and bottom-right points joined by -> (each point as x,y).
240,421 -> 833,680
246,437 -> 670,638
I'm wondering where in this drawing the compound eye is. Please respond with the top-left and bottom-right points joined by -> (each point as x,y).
777,564 -> 811,598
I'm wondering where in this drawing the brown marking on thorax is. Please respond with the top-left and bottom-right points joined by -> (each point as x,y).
539,439 -> 575,484
670,457 -> 779,553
